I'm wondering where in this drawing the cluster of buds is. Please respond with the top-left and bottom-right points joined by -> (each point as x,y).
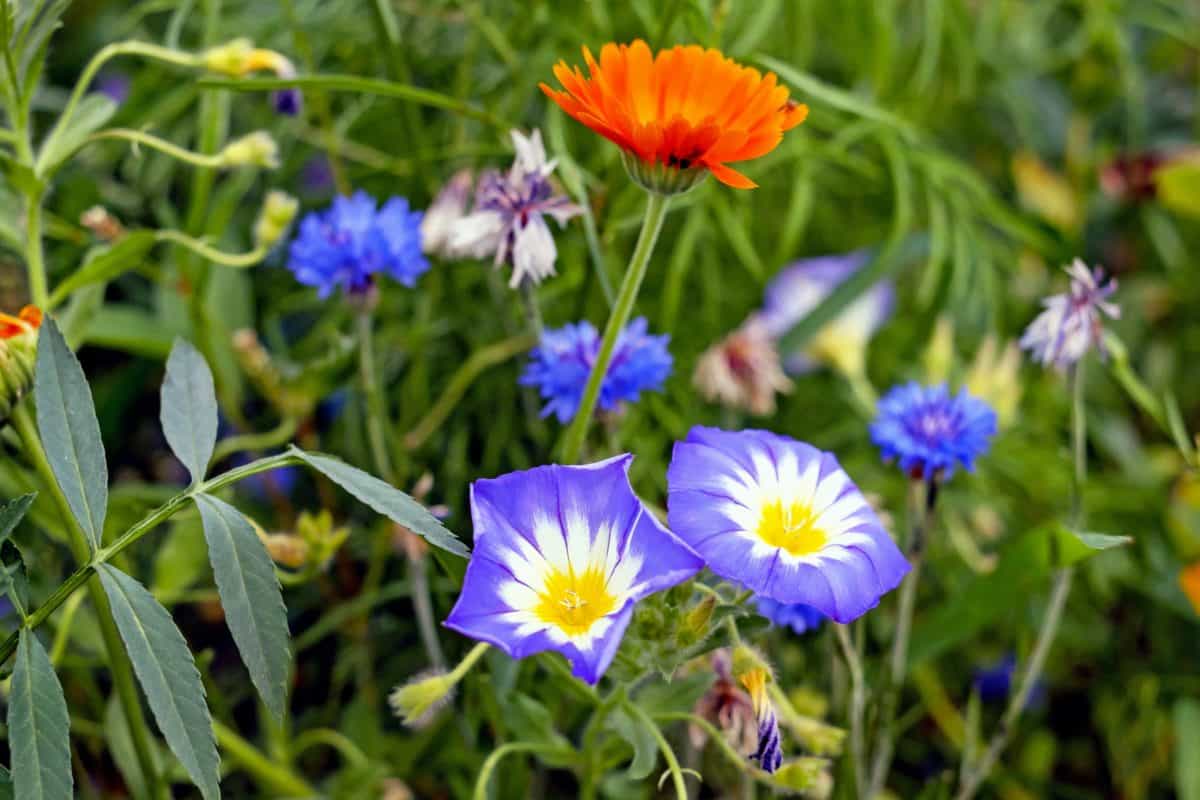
0,306 -> 42,423
201,39 -> 301,116
254,190 -> 299,251
257,510 -> 349,576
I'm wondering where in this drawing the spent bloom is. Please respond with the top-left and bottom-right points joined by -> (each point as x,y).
753,596 -> 826,635
759,252 -> 894,377
421,169 -> 473,259
520,317 -> 672,423
444,456 -> 703,684
1019,259 -> 1119,369
0,306 -> 42,422
286,190 -> 429,298
693,315 -> 792,416
541,40 -> 808,191
450,129 -> 581,287
870,382 -> 997,481
739,664 -> 783,773
667,427 -> 909,622
690,650 -> 758,756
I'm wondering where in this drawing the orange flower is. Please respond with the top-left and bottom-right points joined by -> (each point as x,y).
0,305 -> 41,339
541,40 -> 808,190
1182,561 -> 1200,616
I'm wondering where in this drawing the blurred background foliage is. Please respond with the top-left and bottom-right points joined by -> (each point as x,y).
1,0 -> 1199,797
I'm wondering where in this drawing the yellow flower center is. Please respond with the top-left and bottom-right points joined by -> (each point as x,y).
533,564 -> 617,637
757,500 -> 826,556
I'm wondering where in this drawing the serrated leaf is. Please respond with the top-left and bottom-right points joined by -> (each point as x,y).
34,318 -> 107,550
48,232 -> 156,307
96,565 -> 220,800
161,340 -> 218,484
0,493 -> 35,542
35,94 -> 117,176
291,448 -> 468,557
607,705 -> 658,780
194,494 -> 290,722
9,630 -> 73,800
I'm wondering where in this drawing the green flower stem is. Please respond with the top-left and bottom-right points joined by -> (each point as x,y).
868,477 -> 939,797
290,727 -> 370,769
210,415 -> 299,465
0,451 -> 303,666
81,129 -> 239,170
956,365 -> 1086,800
156,229 -> 270,268
474,742 -> 573,800
835,622 -> 867,795
10,402 -> 165,799
23,193 -> 48,310
654,712 -> 768,781
403,334 -> 536,450
578,685 -> 627,798
409,553 -> 446,671
212,720 -> 315,798
559,191 -> 670,463
518,277 -> 544,338
356,307 -> 397,484
623,699 -> 690,800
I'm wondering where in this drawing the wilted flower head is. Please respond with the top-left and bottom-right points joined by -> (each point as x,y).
691,649 -> 758,755
668,427 -> 909,622
541,40 -> 808,192
759,252 -> 893,377
0,306 -> 42,422
444,456 -> 703,684
870,382 -> 997,481
753,596 -> 826,635
80,206 -> 126,242
219,131 -> 280,169
519,317 -> 672,423
451,129 -> 581,287
1100,151 -> 1170,203
421,169 -> 473,258
1019,259 -> 1119,369
286,190 -> 429,298
254,190 -> 299,250
739,665 -> 783,773
694,316 -> 792,416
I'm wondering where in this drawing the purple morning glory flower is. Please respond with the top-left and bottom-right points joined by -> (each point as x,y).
444,455 -> 704,684
519,317 -> 672,423
450,129 -> 581,287
1019,258 -> 1120,369
753,595 -> 826,635
759,252 -> 894,375
870,382 -> 997,480
286,190 -> 429,297
667,427 -> 909,623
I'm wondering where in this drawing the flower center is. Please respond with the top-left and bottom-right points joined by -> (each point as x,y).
756,500 -> 826,556
533,564 -> 617,636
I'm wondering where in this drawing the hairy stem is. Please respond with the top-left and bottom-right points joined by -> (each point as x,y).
835,622 -> 867,795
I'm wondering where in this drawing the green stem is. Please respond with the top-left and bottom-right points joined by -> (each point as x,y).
210,416 -> 299,465
654,711 -> 766,780
518,277 -> 544,338
157,230 -> 269,268
23,192 -> 48,309
213,720 -> 315,798
474,742 -> 570,800
835,622 -> 867,796
578,685 -> 626,795
10,403 -> 165,799
409,554 -> 446,671
290,728 -> 370,768
81,128 -> 240,170
357,307 -> 396,483
559,191 -> 669,463
623,700 -> 690,800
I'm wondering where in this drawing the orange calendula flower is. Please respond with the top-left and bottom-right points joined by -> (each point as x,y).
0,305 -> 41,339
541,40 -> 808,192
0,305 -> 43,422
1181,561 -> 1200,616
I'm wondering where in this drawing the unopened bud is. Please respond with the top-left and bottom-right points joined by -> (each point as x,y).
771,757 -> 832,796
388,670 -> 455,728
80,206 -> 126,242
220,131 -> 279,169
201,38 -> 256,76
923,315 -> 955,384
254,190 -> 299,249
680,594 -> 716,640
0,306 -> 42,422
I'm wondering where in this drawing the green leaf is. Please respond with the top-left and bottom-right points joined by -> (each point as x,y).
9,630 -> 73,800
34,318 -> 107,550
96,565 -> 220,800
501,694 -> 575,768
291,447 -> 468,557
153,518 -> 211,600
82,303 -> 178,358
105,697 -> 160,800
0,765 -> 12,800
1042,524 -> 1133,569
607,705 -> 658,780
35,94 -> 117,176
1175,698 -> 1200,800
633,671 -> 716,715
161,339 -> 218,484
194,494 -> 290,722
0,493 -> 35,542
1157,160 -> 1200,220
48,232 -> 156,307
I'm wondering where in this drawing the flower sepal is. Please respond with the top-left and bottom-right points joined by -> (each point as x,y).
620,150 -> 708,196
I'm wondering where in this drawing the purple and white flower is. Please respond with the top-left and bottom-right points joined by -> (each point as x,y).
450,129 -> 582,287
1019,258 -> 1120,368
667,427 -> 909,623
444,456 -> 704,684
421,169 -> 474,258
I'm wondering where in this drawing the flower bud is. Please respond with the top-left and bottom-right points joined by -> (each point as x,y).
220,132 -> 279,169
254,190 -> 299,250
679,594 -> 716,641
771,758 -> 832,796
388,670 -> 455,727
201,38 -> 256,76
923,315 -> 955,384
0,306 -> 42,423
295,510 -> 349,568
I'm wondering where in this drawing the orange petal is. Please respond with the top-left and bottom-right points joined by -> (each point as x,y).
706,161 -> 757,189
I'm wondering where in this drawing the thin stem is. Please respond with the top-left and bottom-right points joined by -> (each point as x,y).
409,555 -> 446,671
213,720 -> 315,798
290,728 -> 370,768
518,277 -> 544,338
156,229 -> 269,268
835,622 -> 867,795
579,686 -> 627,796
624,700 -> 690,800
210,416 -> 299,465
10,403 -> 165,798
559,191 -> 670,463
356,307 -> 396,483
448,642 -> 491,684
23,194 -> 47,309
654,712 -> 768,781
474,742 -> 570,800
81,128 -> 236,170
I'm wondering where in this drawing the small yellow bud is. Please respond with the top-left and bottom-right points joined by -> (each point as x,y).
219,132 -> 279,169
730,645 -> 772,684
388,670 -> 455,727
201,38 -> 256,76
254,190 -> 299,249
923,315 -> 955,384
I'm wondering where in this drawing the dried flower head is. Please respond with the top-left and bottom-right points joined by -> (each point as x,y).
694,316 -> 792,416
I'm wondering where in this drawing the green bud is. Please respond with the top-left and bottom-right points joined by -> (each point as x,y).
770,757 -> 832,796
220,132 -> 279,169
201,38 -> 255,76
680,594 -> 716,641
254,190 -> 299,249
388,670 -> 455,728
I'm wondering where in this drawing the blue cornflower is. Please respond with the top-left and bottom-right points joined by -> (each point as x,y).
870,382 -> 997,480
753,596 -> 826,635
286,191 -> 429,298
973,654 -> 1046,710
520,317 -> 672,423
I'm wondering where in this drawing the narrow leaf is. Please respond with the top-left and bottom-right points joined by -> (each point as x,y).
96,565 -> 220,800
34,318 -> 107,550
161,340 -> 218,483
48,232 -> 156,307
0,493 -> 35,542
291,447 -> 468,557
35,93 -> 117,176
9,630 -> 73,800
194,494 -> 290,721
607,705 -> 658,780
1045,524 -> 1133,568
